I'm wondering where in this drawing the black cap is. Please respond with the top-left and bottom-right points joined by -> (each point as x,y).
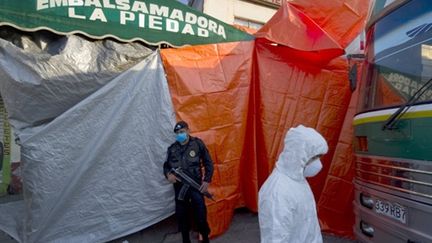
174,121 -> 189,133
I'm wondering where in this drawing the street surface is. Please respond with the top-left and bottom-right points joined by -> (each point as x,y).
113,208 -> 356,243
0,197 -> 356,243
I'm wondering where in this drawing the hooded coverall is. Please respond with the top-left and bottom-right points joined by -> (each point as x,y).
258,125 -> 328,243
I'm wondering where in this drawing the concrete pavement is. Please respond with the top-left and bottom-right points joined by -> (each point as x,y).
1,202 -> 356,243
111,208 -> 356,243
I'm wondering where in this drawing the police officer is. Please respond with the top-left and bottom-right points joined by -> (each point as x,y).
163,121 -> 214,243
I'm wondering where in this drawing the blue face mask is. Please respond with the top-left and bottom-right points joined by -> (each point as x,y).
176,132 -> 188,143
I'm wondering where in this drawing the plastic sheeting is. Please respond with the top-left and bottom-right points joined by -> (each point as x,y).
253,0 -> 370,238
161,41 -> 256,236
0,33 -> 176,242
160,1 -> 369,237
286,0 -> 372,49
317,61 -> 364,237
0,27 -> 153,131
255,3 -> 343,51
254,42 -> 352,202
161,41 -> 354,238
255,0 -> 371,62
164,0 -> 368,237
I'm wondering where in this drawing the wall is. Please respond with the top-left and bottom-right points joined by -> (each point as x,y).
203,0 -> 277,27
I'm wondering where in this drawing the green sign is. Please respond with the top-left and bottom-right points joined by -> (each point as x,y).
0,98 -> 11,197
0,0 -> 253,47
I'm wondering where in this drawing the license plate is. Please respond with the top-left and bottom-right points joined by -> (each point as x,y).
375,199 -> 407,224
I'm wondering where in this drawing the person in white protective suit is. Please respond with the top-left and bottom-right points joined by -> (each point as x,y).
258,125 -> 328,243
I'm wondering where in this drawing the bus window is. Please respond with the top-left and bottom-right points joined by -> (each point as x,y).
358,0 -> 432,112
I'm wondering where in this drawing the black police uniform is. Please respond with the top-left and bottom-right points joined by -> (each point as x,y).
163,136 -> 214,243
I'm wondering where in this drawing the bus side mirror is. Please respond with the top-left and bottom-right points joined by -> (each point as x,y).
349,64 -> 358,92
347,53 -> 365,92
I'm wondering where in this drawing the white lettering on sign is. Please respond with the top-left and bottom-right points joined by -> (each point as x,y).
218,25 -> 226,39
208,20 -> 217,33
68,7 -> 85,19
166,18 -> 179,32
185,12 -> 197,24
51,0 -> 68,8
89,8 -> 107,22
36,0 -> 229,39
149,3 -> 169,17
102,0 -> 115,9
170,9 -> 184,21
84,0 -> 102,8
116,0 -> 130,10
138,13 -> 145,28
182,24 -> 194,35
131,1 -> 148,13
197,16 -> 208,29
37,0 -> 49,10
120,10 -> 134,25
198,28 -> 209,37
149,15 -> 163,30
69,0 -> 84,7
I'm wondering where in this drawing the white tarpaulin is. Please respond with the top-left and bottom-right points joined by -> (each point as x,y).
0,30 -> 176,243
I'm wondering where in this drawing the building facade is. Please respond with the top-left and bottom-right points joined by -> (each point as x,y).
203,0 -> 280,30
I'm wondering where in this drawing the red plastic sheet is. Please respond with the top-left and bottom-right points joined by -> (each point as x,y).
255,0 -> 371,62
161,41 -> 256,236
161,42 -> 354,237
161,0 -> 370,238
254,1 -> 370,237
316,60 -> 364,238
254,42 -> 352,200
287,0 -> 372,48
255,3 -> 343,52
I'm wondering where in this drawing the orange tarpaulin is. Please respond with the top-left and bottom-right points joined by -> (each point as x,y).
317,60 -> 364,237
255,3 -> 343,51
286,0 -> 371,49
161,40 -> 353,238
161,41 -> 256,235
161,0 -> 370,238
255,0 -> 370,63
255,0 -> 370,238
254,42 -> 352,200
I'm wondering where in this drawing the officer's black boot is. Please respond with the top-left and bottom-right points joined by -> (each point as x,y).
181,231 -> 191,243
201,234 -> 209,243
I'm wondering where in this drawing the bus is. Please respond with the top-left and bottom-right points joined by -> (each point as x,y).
353,0 -> 432,242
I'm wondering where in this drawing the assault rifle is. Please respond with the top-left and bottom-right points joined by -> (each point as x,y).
170,167 -> 215,201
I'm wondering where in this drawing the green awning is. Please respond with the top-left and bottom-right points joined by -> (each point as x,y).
0,0 -> 254,47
